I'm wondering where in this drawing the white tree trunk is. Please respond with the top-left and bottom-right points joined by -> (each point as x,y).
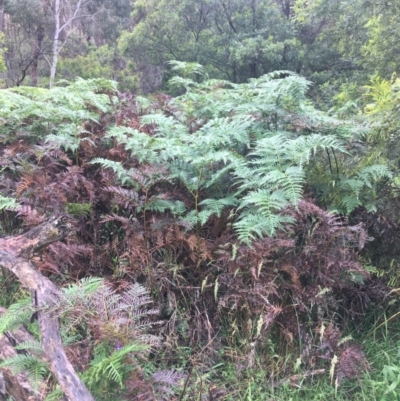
49,0 -> 87,88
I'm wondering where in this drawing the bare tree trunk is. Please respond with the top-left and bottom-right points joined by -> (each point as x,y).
49,0 -> 60,88
49,0 -> 88,88
30,25 -> 45,86
0,216 -> 95,401
0,8 -> 4,32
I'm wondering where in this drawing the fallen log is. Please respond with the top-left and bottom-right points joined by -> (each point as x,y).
0,215 -> 95,401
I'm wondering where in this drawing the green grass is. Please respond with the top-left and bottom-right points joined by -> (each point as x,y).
172,317 -> 400,401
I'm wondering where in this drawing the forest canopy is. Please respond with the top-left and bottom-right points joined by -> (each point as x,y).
0,1 -> 400,401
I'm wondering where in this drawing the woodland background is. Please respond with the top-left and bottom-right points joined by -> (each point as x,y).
0,0 -> 400,400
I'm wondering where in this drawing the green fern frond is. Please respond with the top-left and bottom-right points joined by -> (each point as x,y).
169,76 -> 199,90
66,202 -> 92,218
143,198 -> 186,216
289,134 -> 346,165
135,96 -> 151,112
196,116 -> 253,148
197,209 -> 214,226
199,197 -> 239,217
356,164 -> 392,186
0,194 -> 19,211
181,210 -> 201,229
45,388 -> 63,401
232,166 -> 264,192
84,342 -> 149,389
45,132 -> 80,153
169,200 -> 187,216
169,162 -> 202,192
15,339 -> 44,355
140,114 -> 187,138
59,277 -> 104,317
106,125 -> 140,139
0,78 -> 114,144
0,298 -> 33,334
90,158 -> 132,185
336,164 -> 391,213
104,361 -> 123,386
270,166 -> 305,205
67,77 -> 118,94
252,134 -> 345,171
341,196 -> 363,214
339,178 -> 365,197
238,189 -> 289,215
234,212 -> 295,244
61,277 -> 103,300
169,60 -> 205,77
244,71 -> 310,110
106,126 -> 165,163
0,354 -> 49,390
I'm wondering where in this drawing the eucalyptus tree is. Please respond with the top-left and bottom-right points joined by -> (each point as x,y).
48,0 -> 113,87
121,0 -> 400,95
1,0 -> 131,87
84,0 -> 134,45
55,0 -> 136,90
2,0 -> 51,86
293,0 -> 400,85
120,0 -> 301,93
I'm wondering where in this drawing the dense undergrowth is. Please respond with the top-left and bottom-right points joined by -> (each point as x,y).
0,69 -> 399,400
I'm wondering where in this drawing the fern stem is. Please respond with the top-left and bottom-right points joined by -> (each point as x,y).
74,119 -> 80,166
143,196 -> 147,239
331,147 -> 340,176
326,148 -> 333,175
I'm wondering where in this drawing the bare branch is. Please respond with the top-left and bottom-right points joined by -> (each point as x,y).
0,216 -> 95,401
58,0 -> 82,33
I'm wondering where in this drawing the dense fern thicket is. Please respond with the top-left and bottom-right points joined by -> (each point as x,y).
0,71 -> 398,400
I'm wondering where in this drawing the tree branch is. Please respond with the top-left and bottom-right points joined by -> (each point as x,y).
0,215 -> 95,401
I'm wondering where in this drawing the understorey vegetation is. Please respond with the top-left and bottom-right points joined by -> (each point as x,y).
0,66 -> 400,400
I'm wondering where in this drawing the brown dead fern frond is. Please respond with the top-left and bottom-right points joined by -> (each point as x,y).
279,264 -> 302,291
16,174 -> 35,197
336,344 -> 370,386
16,205 -> 45,226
